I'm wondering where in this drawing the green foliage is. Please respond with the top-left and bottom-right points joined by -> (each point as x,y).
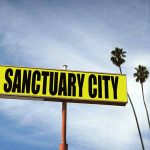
133,65 -> 149,84
110,47 -> 126,67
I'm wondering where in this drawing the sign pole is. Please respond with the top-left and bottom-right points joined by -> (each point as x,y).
0,65 -> 128,149
59,65 -> 68,150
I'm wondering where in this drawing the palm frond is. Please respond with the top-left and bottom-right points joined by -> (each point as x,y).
133,65 -> 149,83
110,47 -> 126,67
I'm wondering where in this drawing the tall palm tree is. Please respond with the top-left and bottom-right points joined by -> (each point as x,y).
110,47 -> 145,150
110,47 -> 126,74
134,65 -> 150,129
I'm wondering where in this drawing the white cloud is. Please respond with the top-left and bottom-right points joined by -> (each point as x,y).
0,0 -> 150,149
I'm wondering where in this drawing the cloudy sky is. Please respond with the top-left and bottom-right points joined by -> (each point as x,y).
0,0 -> 150,149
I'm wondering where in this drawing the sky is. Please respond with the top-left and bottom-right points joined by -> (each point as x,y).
0,0 -> 150,149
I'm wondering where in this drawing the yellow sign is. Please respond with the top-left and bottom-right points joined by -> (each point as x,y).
0,65 -> 127,106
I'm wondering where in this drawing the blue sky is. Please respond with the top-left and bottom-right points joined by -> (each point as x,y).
0,0 -> 150,149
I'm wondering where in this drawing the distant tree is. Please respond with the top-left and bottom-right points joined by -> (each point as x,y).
110,47 -> 145,150
110,47 -> 126,74
134,65 -> 150,129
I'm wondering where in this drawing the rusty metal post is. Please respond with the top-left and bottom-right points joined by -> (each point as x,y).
59,65 -> 68,150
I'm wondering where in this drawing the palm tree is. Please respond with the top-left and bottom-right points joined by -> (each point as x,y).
110,47 -> 145,150
134,65 -> 150,129
110,47 -> 126,74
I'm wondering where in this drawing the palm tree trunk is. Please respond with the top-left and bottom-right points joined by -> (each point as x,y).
128,94 -> 145,150
141,83 -> 150,129
119,66 -> 122,74
119,67 -> 145,150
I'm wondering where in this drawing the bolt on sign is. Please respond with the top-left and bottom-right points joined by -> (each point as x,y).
0,65 -> 127,106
